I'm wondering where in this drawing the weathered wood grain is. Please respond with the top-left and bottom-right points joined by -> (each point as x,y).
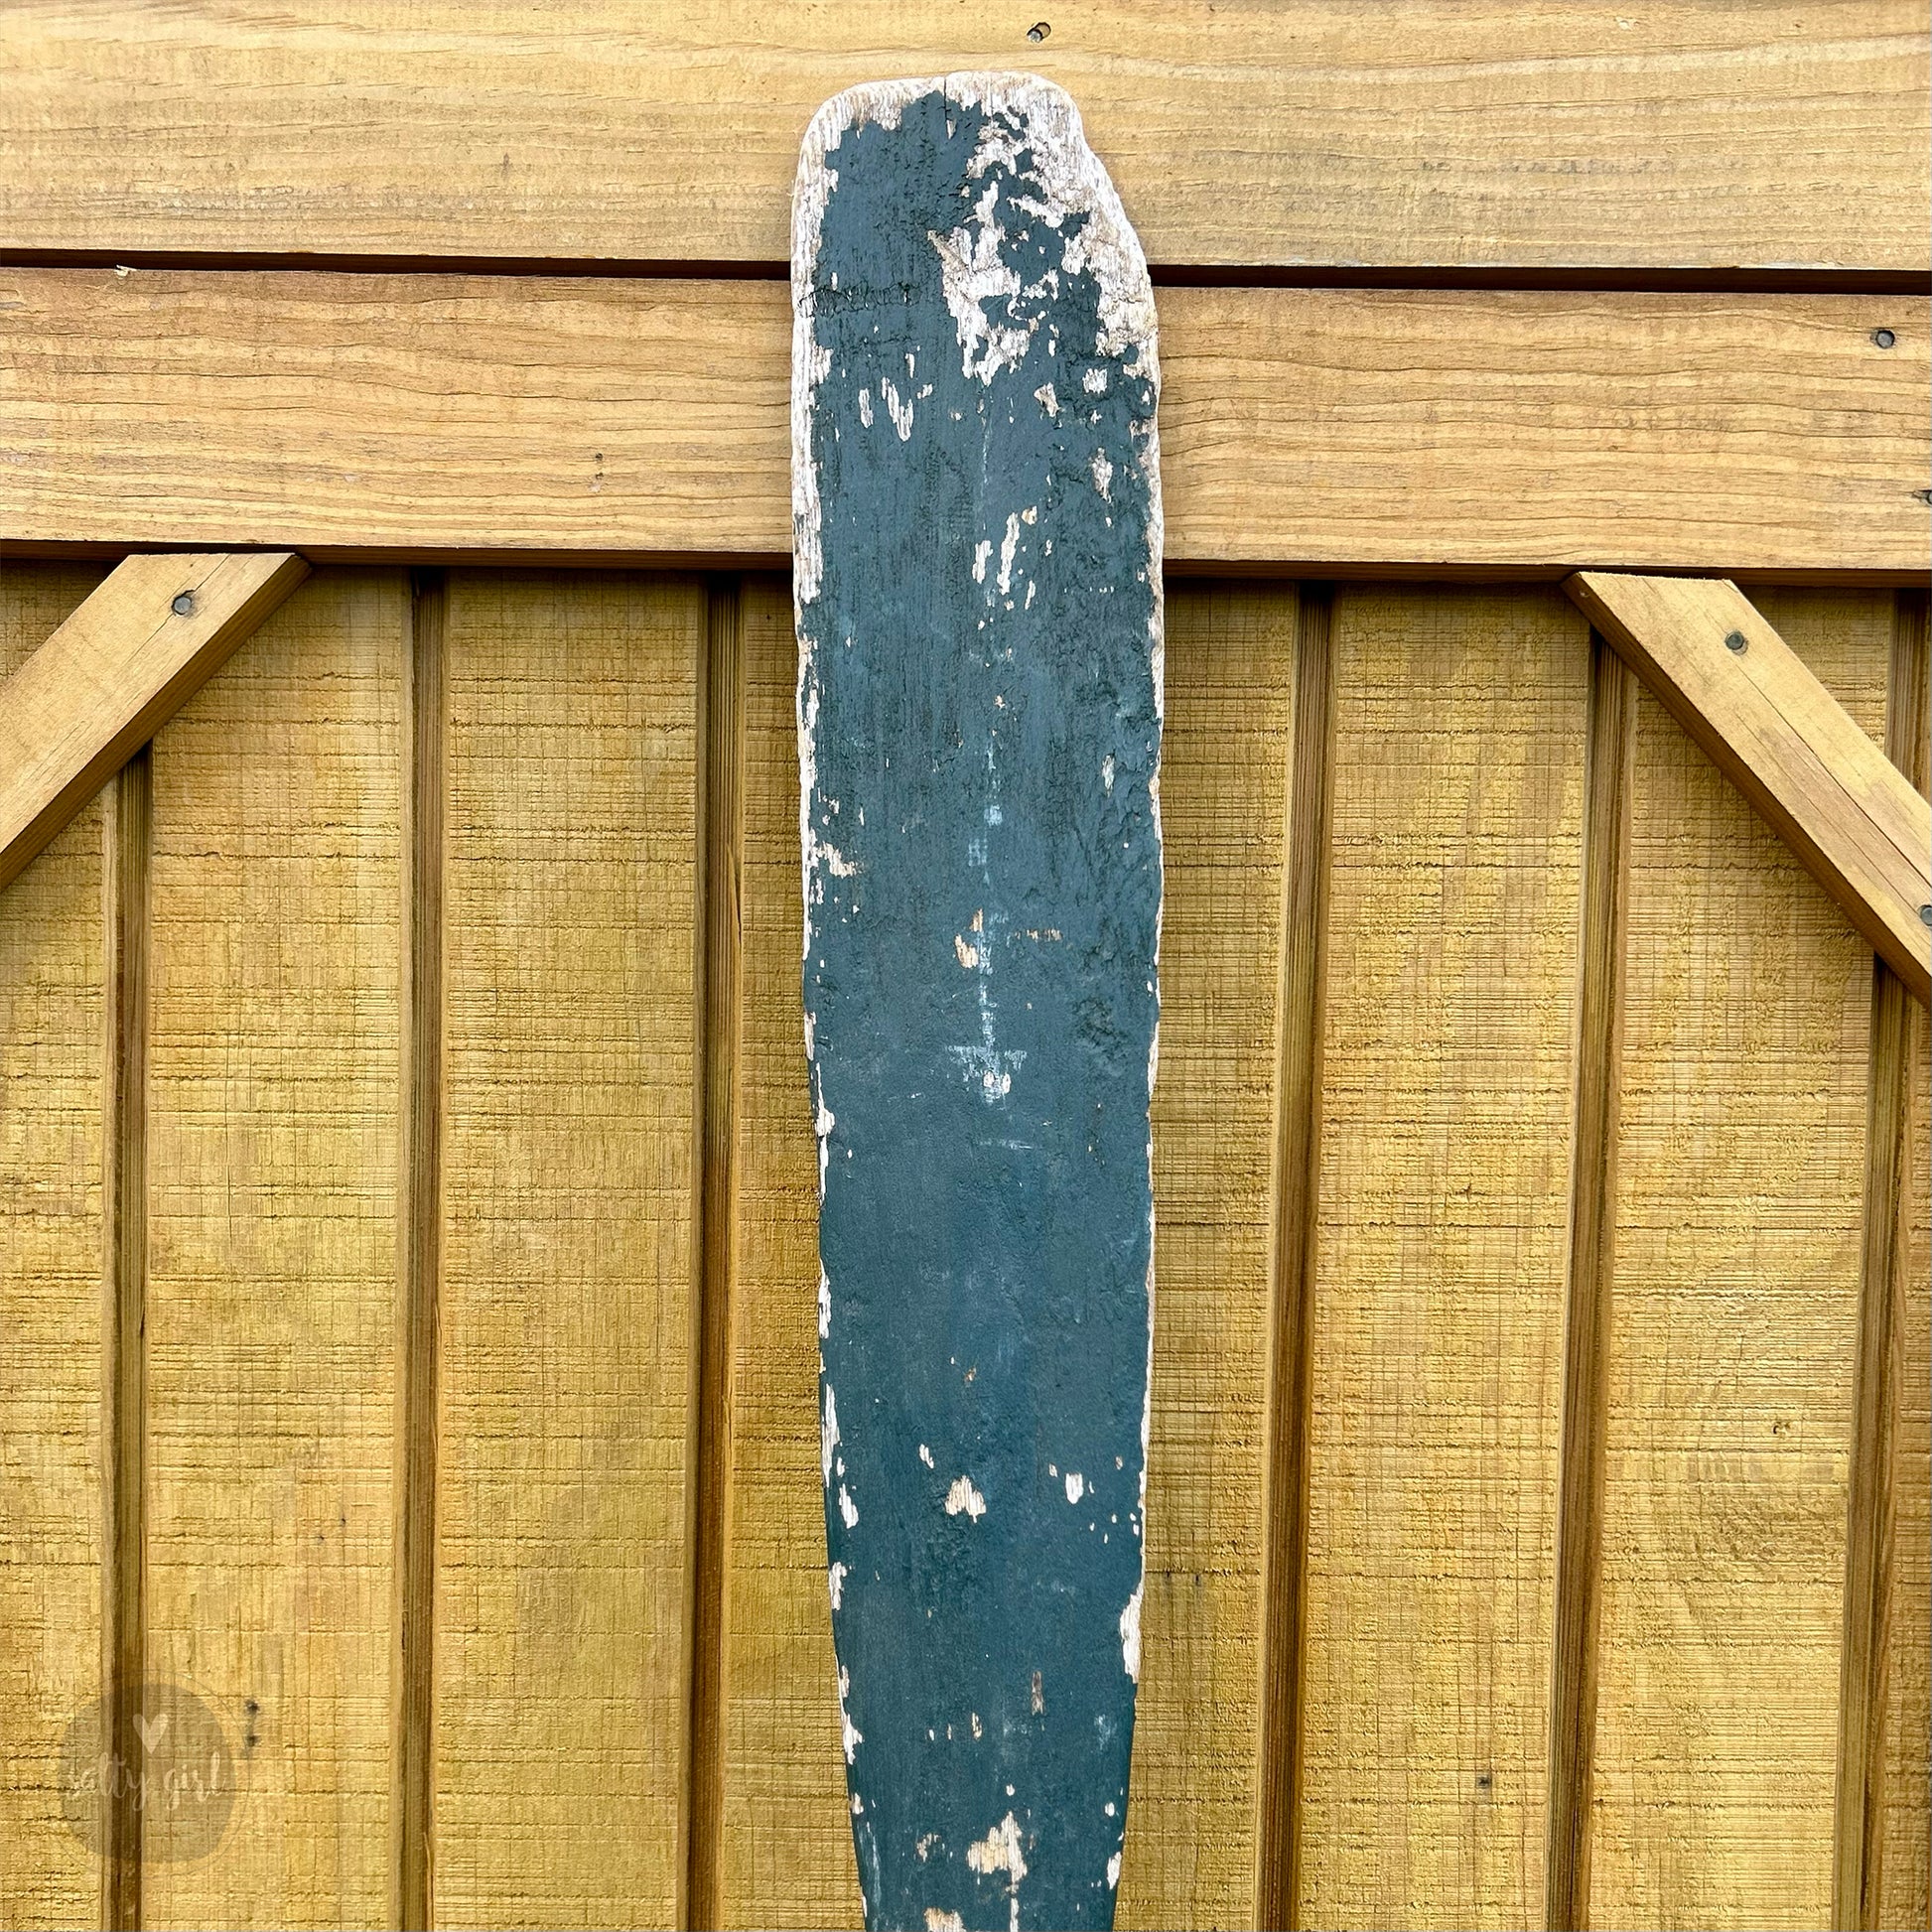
1568,572 -> 1932,1003
140,570 -> 402,1923
1587,590 -> 1892,1928
1,3 -> 1923,272
433,571 -> 699,1929
0,550 -> 310,894
0,564 -> 108,1932
2,272 -> 1924,575
1297,586 -> 1588,1927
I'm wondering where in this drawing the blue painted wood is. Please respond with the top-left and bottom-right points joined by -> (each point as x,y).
793,73 -> 1164,1932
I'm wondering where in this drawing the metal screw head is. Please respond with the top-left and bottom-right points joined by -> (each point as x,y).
1724,629 -> 1747,653
1872,328 -> 1897,348
1921,903 -> 1932,928
171,591 -> 197,617
1027,20 -> 1050,40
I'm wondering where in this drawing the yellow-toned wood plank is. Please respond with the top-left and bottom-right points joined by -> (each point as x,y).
1120,584 -> 1299,1930
140,569 -> 403,1923
716,576 -> 855,1930
434,571 -> 699,1930
1298,585 -> 1588,1928
1,3 -> 1922,272
0,550 -> 309,892
1588,588 -> 1894,1929
0,563 -> 107,1931
1569,572 -> 1932,1003
3,272 -> 1924,576
718,579 -> 1301,1928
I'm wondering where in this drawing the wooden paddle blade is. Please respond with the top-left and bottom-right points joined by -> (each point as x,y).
793,72 -> 1164,1932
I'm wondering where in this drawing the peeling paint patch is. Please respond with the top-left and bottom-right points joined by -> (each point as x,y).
924,1912 -> 965,1932
1120,1583 -> 1144,1683
1064,1471 -> 1085,1505
966,1813 -> 1030,1886
944,1475 -> 987,1522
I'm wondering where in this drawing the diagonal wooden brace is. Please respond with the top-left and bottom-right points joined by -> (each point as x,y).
1567,571 -> 1931,1007
0,550 -> 309,893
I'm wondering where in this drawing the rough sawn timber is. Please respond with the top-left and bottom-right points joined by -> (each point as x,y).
1,1 -> 1924,273
2,274 -> 1924,577
794,74 -> 1163,1932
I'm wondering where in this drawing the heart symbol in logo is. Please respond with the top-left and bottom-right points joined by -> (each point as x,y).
134,1712 -> 171,1754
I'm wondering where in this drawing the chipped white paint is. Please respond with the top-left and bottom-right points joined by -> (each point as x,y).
829,1561 -> 848,1610
924,1912 -> 965,1932
996,511 -> 1023,596
1090,448 -> 1114,499
821,1383 -> 842,1486
1064,1471 -> 1085,1505
793,70 -> 1162,611
839,1664 -> 865,1763
919,1443 -> 935,1468
966,1813 -> 1030,1884
839,1483 -> 860,1529
1034,379 -> 1058,416
1107,1851 -> 1123,1890
1119,1581 -> 1144,1683
944,1474 -> 988,1521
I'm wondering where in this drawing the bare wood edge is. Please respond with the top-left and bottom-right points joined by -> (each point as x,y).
1834,588 -> 1930,1929
1545,630 -> 1637,1932
1256,583 -> 1332,1932
100,747 -> 150,1932
0,551 -> 310,895
683,576 -> 744,1932
1565,573 -> 1932,1008
392,569 -> 446,1932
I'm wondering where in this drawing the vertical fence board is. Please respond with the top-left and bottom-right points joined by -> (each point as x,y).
1587,589 -> 1892,1929
141,570 -> 402,1924
0,564 -> 108,1930
1298,585 -> 1587,1928
1118,583 -> 1298,1931
717,577 -> 855,1929
433,572 -> 699,1930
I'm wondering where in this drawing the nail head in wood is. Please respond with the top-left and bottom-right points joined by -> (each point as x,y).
171,591 -> 197,616
1724,629 -> 1747,652
1871,328 -> 1896,348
